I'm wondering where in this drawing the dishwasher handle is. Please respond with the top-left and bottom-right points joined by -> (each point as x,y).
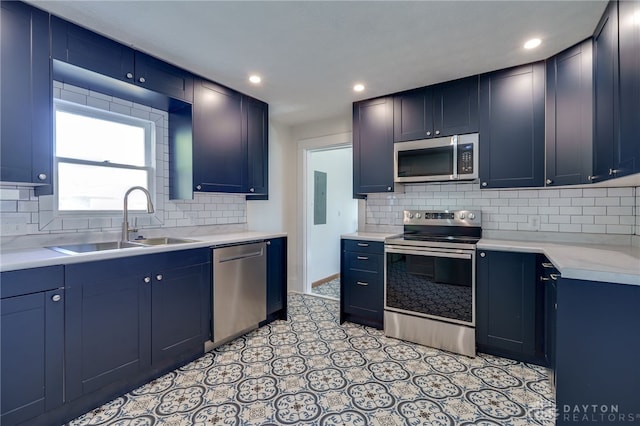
218,249 -> 264,263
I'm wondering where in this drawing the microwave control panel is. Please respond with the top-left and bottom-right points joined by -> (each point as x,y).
458,144 -> 474,174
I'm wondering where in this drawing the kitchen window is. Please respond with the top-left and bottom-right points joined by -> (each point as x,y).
54,100 -> 156,213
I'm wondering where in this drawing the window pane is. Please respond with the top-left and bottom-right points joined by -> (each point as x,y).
56,110 -> 146,166
58,163 -> 149,211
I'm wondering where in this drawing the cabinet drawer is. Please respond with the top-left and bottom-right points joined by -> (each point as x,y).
1,266 -> 64,299
343,271 -> 382,313
346,252 -> 382,274
343,239 -> 383,254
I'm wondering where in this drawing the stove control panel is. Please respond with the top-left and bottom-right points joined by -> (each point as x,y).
403,209 -> 481,226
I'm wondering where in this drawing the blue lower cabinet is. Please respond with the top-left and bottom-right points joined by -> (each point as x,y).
62,249 -> 209,422
266,237 -> 287,321
555,278 -> 640,425
340,239 -> 384,329
0,267 -> 64,426
476,250 -> 544,364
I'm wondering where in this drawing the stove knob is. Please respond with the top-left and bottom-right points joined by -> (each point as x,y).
459,212 -> 466,219
468,213 -> 476,220
416,213 -> 422,219
407,212 -> 414,219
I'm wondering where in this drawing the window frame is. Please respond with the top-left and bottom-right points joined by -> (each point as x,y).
53,99 -> 156,216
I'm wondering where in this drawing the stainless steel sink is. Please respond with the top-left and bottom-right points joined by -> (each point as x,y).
132,237 -> 197,246
47,237 -> 197,254
48,241 -> 146,255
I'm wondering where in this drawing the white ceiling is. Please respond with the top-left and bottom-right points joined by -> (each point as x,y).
29,1 -> 607,127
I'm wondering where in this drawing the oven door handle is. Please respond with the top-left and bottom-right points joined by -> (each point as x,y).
385,247 -> 472,260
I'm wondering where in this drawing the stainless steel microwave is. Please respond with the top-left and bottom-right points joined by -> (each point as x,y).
394,133 -> 479,183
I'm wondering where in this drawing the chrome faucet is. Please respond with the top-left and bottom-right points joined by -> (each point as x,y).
122,186 -> 155,242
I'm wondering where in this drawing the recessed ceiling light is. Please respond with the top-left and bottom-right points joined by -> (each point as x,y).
249,75 -> 261,84
524,38 -> 541,49
353,84 -> 365,92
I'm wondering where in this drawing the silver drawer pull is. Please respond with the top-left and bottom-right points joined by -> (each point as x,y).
356,281 -> 369,286
542,262 -> 554,268
357,243 -> 369,247
357,256 -> 369,260
550,273 -> 559,281
540,276 -> 550,281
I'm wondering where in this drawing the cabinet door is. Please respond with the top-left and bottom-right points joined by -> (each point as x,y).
267,237 -> 287,316
1,1 -> 52,191
151,262 -> 208,367
479,63 -> 545,188
246,97 -> 269,197
193,79 -> 247,193
433,76 -> 479,137
1,289 -> 64,426
51,16 -> 135,83
592,1 -> 619,182
394,88 -> 433,142
617,0 -> 640,176
134,52 -> 194,103
476,250 -> 537,361
65,258 -> 151,401
546,39 -> 593,186
353,97 -> 395,196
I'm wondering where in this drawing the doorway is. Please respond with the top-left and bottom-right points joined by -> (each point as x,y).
305,146 -> 357,299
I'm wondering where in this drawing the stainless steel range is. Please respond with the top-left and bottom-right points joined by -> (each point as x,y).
384,209 -> 481,357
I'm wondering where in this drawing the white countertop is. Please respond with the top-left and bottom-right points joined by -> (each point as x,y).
478,239 -> 640,286
0,231 -> 286,272
341,231 -> 400,242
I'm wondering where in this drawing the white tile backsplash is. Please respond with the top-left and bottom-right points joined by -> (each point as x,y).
366,182 -> 637,236
0,82 -> 247,247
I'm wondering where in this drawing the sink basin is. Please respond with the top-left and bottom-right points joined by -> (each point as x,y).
48,241 -> 146,255
133,237 -> 197,246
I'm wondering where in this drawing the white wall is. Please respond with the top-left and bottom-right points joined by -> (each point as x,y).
306,147 -> 357,285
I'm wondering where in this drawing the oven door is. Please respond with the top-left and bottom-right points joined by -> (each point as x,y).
384,245 -> 475,326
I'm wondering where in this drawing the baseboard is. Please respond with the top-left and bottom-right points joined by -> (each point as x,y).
311,273 -> 339,288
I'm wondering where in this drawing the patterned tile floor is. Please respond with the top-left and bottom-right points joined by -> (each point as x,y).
69,293 -> 556,425
311,278 -> 340,299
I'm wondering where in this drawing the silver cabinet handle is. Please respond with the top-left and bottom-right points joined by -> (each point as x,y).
357,243 -> 369,247
249,188 -> 255,193
138,77 -> 146,83
37,173 -> 47,181
356,281 -> 369,286
144,276 -> 151,283
546,179 -> 553,185
156,274 -> 163,281
196,185 -> 202,190
540,276 -> 550,281
426,131 -> 431,136
542,262 -> 554,268
550,273 -> 559,281
480,252 -> 486,257
51,294 -> 62,302
435,130 -> 440,135
481,182 -> 488,187
266,241 -> 271,246
357,256 -> 369,260
126,72 -> 133,79
387,186 -> 392,191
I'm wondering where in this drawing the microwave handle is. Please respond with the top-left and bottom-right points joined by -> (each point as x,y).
452,135 -> 458,179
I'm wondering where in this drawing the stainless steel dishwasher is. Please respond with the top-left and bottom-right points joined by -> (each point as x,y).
211,241 -> 267,347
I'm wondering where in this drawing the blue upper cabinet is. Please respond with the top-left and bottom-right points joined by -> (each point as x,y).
479,63 -> 545,189
617,0 -> 640,177
192,78 -> 269,196
592,1 -> 619,182
193,79 -> 247,193
545,39 -> 594,186
0,1 -> 52,193
353,96 -> 395,196
51,16 -> 193,103
393,76 -> 478,142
